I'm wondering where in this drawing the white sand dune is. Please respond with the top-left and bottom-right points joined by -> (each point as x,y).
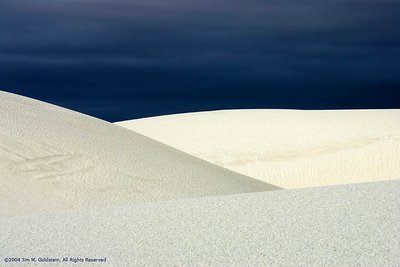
117,109 -> 400,188
1,91 -> 399,266
0,91 -> 278,216
1,180 -> 399,266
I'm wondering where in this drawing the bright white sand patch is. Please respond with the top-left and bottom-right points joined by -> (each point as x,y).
0,91 -> 278,216
1,180 -> 399,266
117,109 -> 400,188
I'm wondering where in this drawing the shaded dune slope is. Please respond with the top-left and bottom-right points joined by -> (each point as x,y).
0,91 -> 279,216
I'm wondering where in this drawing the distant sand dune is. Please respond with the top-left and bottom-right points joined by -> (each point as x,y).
117,109 -> 400,188
0,91 -> 278,216
212,136 -> 379,165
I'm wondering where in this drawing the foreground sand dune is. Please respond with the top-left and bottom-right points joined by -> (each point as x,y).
0,91 -> 278,216
117,109 -> 400,188
1,180 -> 399,266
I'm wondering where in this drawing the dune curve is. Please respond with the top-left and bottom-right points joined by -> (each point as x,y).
0,91 -> 279,216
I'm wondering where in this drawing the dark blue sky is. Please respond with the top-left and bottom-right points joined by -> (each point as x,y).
1,0 -> 399,121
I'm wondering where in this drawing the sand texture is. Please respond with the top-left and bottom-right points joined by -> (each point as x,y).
117,109 -> 400,188
1,91 -> 399,266
0,91 -> 278,216
1,180 -> 399,266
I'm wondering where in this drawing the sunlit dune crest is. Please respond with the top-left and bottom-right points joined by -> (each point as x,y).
117,109 -> 400,188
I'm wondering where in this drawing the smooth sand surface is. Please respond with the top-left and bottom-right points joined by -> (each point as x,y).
0,91 -> 278,216
117,109 -> 400,188
1,180 -> 399,266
